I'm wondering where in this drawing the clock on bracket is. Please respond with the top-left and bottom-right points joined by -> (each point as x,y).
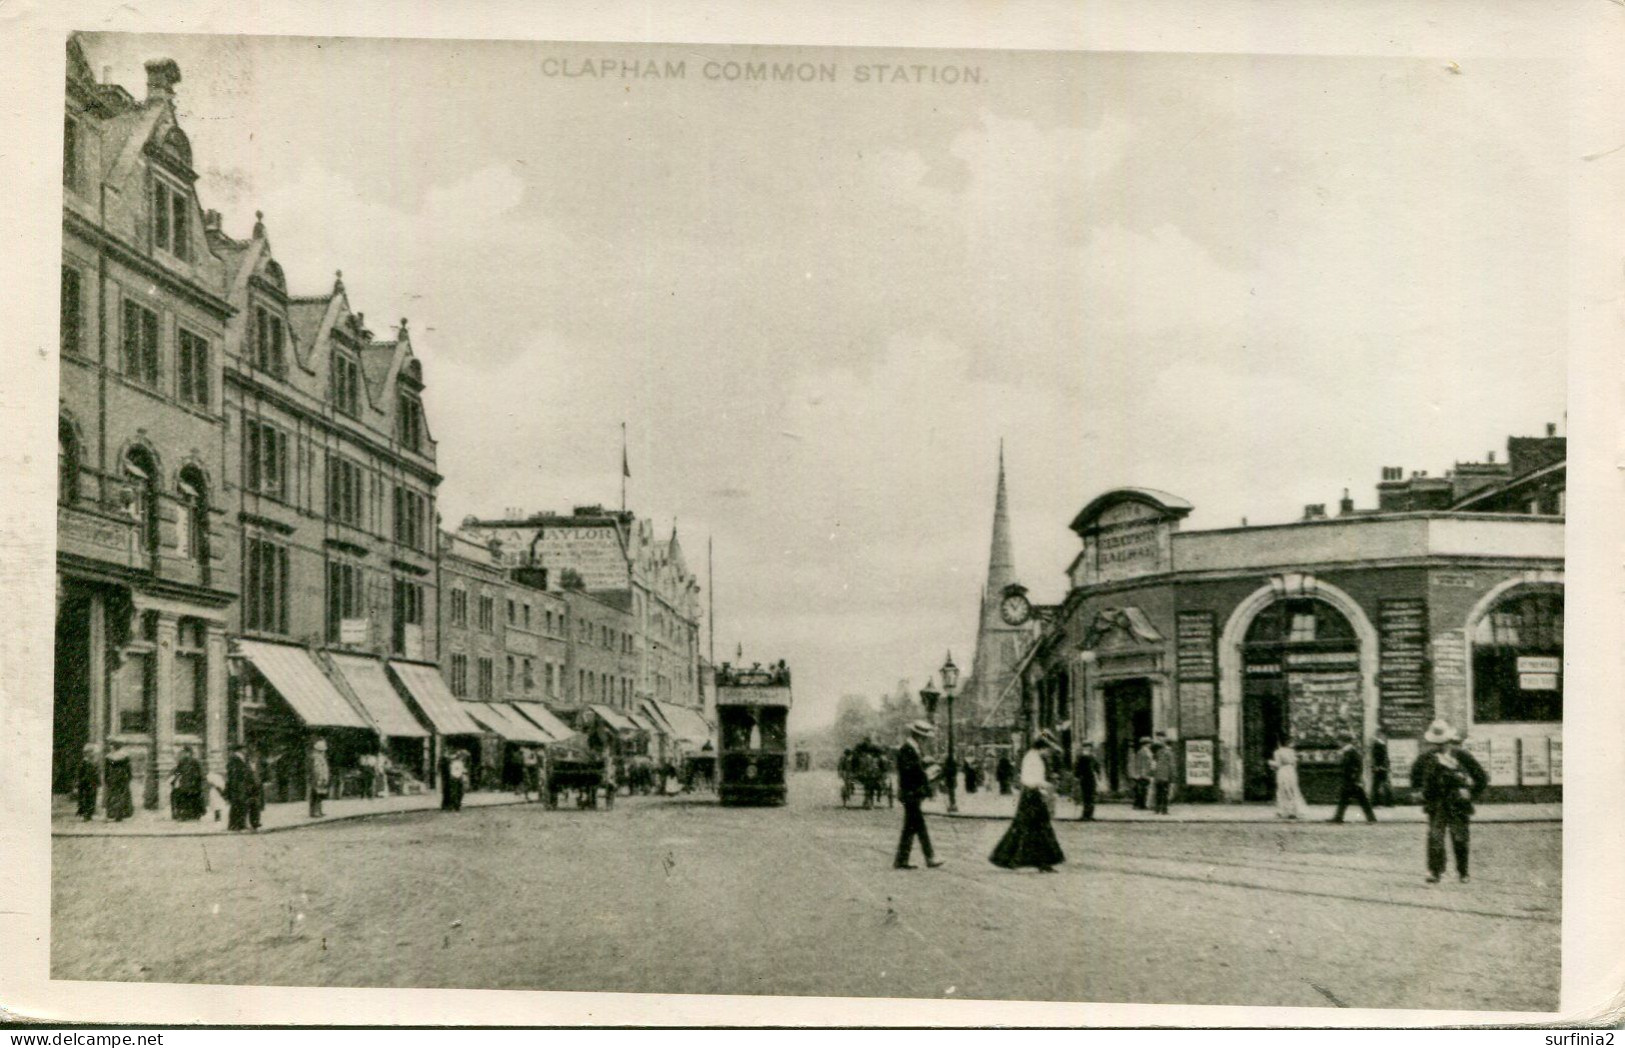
999,584 -> 1032,626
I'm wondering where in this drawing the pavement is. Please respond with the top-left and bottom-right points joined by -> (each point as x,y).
51,771 -> 1560,1011
917,787 -> 1561,824
50,788 -> 538,837
53,778 -> 1559,838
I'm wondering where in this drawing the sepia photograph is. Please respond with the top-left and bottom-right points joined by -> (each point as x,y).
5,1 -> 1622,1030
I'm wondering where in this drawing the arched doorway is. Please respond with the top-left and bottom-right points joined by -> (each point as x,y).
1240,598 -> 1361,801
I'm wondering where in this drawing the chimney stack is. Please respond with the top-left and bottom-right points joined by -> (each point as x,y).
144,59 -> 181,104
1546,422 -> 1557,437
202,209 -> 222,234
1339,489 -> 1355,515
1303,503 -> 1327,521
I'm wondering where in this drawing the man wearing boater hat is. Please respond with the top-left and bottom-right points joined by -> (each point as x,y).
1410,719 -> 1489,883
893,720 -> 946,870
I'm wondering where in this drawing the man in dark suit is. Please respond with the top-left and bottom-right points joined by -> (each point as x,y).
1073,741 -> 1100,821
1370,731 -> 1393,807
1412,720 -> 1490,883
894,721 -> 945,870
225,743 -> 260,832
1330,732 -> 1377,823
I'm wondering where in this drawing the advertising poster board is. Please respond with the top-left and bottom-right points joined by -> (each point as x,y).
1184,739 -> 1215,786
1520,736 -> 1551,785
1489,739 -> 1521,786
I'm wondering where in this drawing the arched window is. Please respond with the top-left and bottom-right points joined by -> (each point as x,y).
58,419 -> 79,504
123,447 -> 159,564
176,466 -> 209,570
1472,589 -> 1563,723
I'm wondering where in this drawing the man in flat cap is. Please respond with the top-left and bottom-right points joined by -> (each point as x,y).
894,720 -> 945,870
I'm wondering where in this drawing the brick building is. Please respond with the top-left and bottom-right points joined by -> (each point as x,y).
55,42 -> 237,810
200,190 -> 442,801
457,507 -> 704,710
1013,432 -> 1565,803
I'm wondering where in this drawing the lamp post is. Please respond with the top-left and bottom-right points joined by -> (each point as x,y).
940,651 -> 959,814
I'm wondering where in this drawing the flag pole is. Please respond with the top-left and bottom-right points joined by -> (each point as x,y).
620,421 -> 627,514
708,534 -> 715,670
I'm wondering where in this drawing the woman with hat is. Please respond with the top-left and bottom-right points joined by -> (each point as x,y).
990,731 -> 1066,873
307,737 -> 331,818
74,743 -> 101,821
103,745 -> 135,822
1268,734 -> 1304,820
1410,719 -> 1488,883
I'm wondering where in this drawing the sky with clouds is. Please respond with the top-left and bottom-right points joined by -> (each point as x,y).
82,34 -> 1569,728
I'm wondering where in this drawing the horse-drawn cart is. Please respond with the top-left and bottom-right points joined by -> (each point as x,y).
546,755 -> 605,809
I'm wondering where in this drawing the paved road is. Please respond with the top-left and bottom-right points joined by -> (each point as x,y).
51,772 -> 1559,1010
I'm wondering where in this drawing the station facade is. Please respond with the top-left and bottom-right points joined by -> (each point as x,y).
1018,440 -> 1564,803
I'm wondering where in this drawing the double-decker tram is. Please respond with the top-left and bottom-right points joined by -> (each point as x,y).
715,659 -> 792,806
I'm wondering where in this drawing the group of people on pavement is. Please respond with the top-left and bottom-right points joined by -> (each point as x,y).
1125,734 -> 1179,814
888,715 -> 1492,885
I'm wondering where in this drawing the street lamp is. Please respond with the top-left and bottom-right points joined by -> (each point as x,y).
941,651 -> 959,814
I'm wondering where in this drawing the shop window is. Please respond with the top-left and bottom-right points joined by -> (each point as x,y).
173,620 -> 205,735
116,649 -> 153,734
1472,590 -> 1563,723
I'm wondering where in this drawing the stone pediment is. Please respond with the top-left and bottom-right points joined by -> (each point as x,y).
1083,606 -> 1165,652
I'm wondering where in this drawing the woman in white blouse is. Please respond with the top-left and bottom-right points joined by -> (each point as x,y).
989,731 -> 1067,873
1269,734 -> 1304,820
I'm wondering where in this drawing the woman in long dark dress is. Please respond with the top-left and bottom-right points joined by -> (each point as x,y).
169,745 -> 206,821
103,748 -> 135,822
990,732 -> 1065,873
75,744 -> 100,820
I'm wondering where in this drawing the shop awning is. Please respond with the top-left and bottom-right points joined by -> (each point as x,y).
464,703 -> 552,745
508,702 -> 578,743
628,709 -> 664,736
236,639 -> 370,730
327,654 -> 428,739
388,661 -> 487,736
637,700 -> 677,737
588,704 -> 641,733
651,701 -> 714,747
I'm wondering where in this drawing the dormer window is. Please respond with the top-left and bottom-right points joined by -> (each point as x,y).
397,392 -> 424,451
331,351 -> 361,417
252,306 -> 285,375
153,179 -> 191,261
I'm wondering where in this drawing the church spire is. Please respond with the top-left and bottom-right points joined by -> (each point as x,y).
985,438 -> 1016,601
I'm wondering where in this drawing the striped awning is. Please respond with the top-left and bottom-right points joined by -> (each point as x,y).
588,704 -> 641,733
388,661 -> 486,736
651,701 -> 714,748
236,640 -> 370,730
508,702 -> 578,743
463,703 -> 551,745
327,654 -> 428,739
